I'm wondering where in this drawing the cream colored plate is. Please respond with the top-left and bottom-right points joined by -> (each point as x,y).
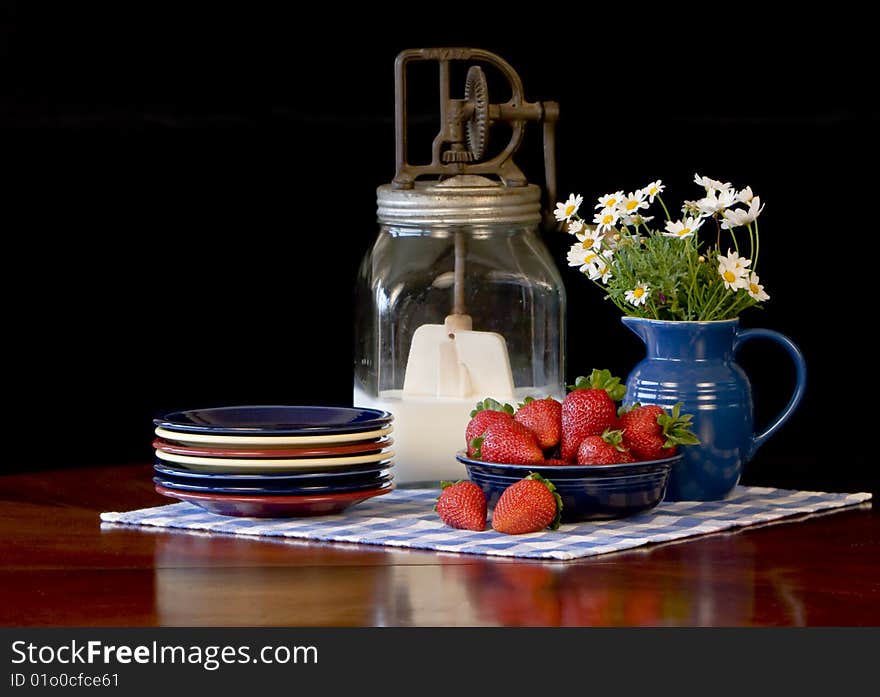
154,425 -> 394,447
154,448 -> 395,473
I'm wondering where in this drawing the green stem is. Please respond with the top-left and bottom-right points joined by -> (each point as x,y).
656,194 -> 672,222
752,219 -> 760,270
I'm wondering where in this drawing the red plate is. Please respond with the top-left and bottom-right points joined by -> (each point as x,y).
152,436 -> 393,459
154,483 -> 393,518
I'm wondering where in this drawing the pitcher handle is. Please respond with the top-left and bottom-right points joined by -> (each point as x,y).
734,328 -> 807,454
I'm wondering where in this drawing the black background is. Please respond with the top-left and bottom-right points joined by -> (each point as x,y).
2,5 -> 876,493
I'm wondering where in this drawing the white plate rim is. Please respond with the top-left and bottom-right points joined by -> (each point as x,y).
154,425 -> 393,445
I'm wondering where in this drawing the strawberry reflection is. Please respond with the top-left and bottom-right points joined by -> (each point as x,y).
443,532 -> 759,626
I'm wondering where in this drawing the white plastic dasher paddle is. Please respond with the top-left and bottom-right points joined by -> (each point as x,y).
401,233 -> 516,400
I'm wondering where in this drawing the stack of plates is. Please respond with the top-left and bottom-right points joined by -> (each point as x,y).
152,406 -> 395,517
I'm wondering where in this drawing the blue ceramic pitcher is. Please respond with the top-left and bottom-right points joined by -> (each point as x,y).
621,317 -> 807,501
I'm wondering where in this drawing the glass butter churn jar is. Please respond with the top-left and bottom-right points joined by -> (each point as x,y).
354,48 -> 566,484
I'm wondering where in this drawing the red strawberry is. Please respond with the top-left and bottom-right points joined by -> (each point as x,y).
542,458 -> 570,466
561,369 -> 626,461
472,421 -> 543,465
436,480 -> 487,531
576,429 -> 634,465
618,402 -> 700,461
492,473 -> 563,534
465,398 -> 514,457
514,396 -> 562,450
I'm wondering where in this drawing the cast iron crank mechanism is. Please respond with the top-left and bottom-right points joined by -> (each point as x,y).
391,48 -> 560,226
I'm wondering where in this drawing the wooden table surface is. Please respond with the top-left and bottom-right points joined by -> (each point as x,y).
1,464 -> 877,627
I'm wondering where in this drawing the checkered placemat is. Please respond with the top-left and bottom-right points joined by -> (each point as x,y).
100,486 -> 872,561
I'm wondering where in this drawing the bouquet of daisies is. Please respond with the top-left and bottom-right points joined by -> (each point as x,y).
554,174 -> 768,321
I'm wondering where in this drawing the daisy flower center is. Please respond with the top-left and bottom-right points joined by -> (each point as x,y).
723,270 -> 737,283
582,238 -> 595,248
565,205 -> 576,216
678,228 -> 691,237
750,283 -> 760,294
649,187 -> 658,196
602,214 -> 614,225
633,287 -> 645,299
625,200 -> 638,211
606,198 -> 617,207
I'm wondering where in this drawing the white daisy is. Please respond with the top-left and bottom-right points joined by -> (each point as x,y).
567,219 -> 584,235
746,272 -> 770,302
567,243 -> 602,273
737,185 -> 755,203
576,228 -> 603,251
721,196 -> 764,229
588,250 -> 615,284
592,207 -> 619,234
619,190 -> 649,216
717,249 -> 751,290
554,193 -> 584,222
641,180 -> 665,203
697,188 -> 739,216
694,173 -> 732,191
662,216 -> 704,239
595,191 -> 625,210
624,282 -> 651,307
567,244 -> 589,267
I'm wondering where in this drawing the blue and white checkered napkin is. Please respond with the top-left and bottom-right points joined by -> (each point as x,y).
101,486 -> 872,561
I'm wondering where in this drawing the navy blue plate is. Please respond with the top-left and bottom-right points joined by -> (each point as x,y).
152,473 -> 394,496
153,461 -> 391,482
154,405 -> 393,436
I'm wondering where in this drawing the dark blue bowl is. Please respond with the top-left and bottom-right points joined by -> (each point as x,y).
458,451 -> 677,522
154,405 -> 393,436
456,451 -> 679,479
470,468 -> 669,490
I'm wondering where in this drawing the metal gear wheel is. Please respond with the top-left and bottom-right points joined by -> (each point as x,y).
464,65 -> 490,161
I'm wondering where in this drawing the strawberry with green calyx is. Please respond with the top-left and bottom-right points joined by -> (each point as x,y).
561,368 -> 627,461
465,398 -> 515,457
436,480 -> 487,531
576,429 -> 636,465
618,402 -> 700,461
514,396 -> 562,450
492,473 -> 563,534
471,420 -> 544,465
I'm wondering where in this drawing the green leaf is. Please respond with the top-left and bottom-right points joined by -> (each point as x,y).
601,428 -> 626,451
569,369 -> 625,401
471,398 -> 515,417
470,436 -> 485,459
568,375 -> 591,391
517,396 -> 536,409
656,402 -> 700,447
